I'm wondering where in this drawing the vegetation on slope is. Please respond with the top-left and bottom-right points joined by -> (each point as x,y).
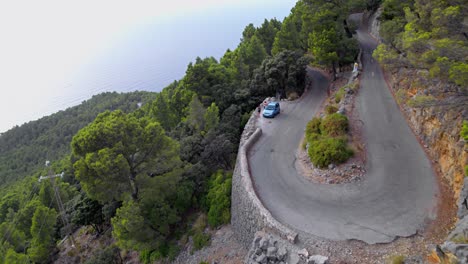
0,91 -> 155,188
374,0 -> 467,88
0,0 -> 375,262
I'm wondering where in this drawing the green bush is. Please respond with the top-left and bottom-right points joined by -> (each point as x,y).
166,244 -> 180,261
407,95 -> 436,107
192,214 -> 207,233
325,105 -> 338,115
138,242 -> 180,263
395,89 -> 407,104
335,87 -> 346,103
388,255 -> 405,264
449,62 -> 468,87
206,171 -> 232,227
240,111 -> 252,129
193,231 -> 211,251
85,246 -> 121,264
306,117 -> 321,135
320,113 -> 348,137
307,137 -> 353,168
461,121 -> 468,141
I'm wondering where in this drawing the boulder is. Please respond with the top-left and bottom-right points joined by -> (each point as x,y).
298,248 -> 309,258
266,247 -> 278,260
289,253 -> 302,264
269,236 -> 278,247
338,105 -> 346,115
276,246 -> 288,261
307,255 -> 328,264
403,256 -> 424,264
442,241 -> 468,262
255,247 -> 263,256
458,178 -> 468,218
447,215 -> 468,242
255,253 -> 267,264
253,235 -> 262,247
259,237 -> 269,250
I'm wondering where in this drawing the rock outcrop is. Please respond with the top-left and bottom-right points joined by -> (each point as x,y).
246,232 -> 328,264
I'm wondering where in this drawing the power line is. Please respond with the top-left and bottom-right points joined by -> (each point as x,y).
41,161 -> 76,248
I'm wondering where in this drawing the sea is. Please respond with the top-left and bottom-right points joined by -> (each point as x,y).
0,1 -> 295,132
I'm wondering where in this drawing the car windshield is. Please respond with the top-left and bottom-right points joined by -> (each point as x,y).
266,105 -> 275,110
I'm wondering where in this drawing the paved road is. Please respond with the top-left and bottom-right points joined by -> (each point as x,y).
249,27 -> 438,244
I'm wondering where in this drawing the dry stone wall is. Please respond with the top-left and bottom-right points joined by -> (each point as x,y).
231,112 -> 298,248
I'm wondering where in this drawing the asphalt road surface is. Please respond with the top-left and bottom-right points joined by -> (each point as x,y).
249,27 -> 438,244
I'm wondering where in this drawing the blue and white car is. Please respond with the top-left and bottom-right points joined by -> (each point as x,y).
263,102 -> 280,118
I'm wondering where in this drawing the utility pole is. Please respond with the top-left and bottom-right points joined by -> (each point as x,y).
40,160 -> 76,248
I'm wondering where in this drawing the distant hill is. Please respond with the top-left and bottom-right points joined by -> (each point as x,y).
0,91 -> 156,187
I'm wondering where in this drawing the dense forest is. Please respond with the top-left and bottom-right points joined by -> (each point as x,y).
0,91 -> 156,188
6,0 -> 462,262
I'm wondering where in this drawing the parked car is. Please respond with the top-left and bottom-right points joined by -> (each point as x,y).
263,102 -> 280,118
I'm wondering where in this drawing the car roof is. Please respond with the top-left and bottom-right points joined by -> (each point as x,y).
267,102 -> 278,106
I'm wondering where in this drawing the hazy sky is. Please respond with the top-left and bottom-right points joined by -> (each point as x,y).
0,0 -> 296,133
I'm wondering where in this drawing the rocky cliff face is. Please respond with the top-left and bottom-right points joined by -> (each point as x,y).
387,69 -> 467,199
365,10 -> 467,199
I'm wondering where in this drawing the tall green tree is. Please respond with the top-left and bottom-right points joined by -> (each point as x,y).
238,35 -> 268,74
72,110 -> 179,203
187,95 -> 206,132
4,248 -> 29,264
203,103 -> 220,132
28,205 -> 57,263
309,28 -> 339,73
272,15 -> 302,55
256,18 -> 282,54
112,169 -> 190,251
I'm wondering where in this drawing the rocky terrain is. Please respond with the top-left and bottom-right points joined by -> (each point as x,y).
246,232 -> 328,264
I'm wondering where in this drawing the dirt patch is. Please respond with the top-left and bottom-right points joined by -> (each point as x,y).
172,225 -> 246,264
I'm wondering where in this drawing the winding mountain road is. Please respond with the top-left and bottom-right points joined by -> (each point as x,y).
249,24 -> 438,244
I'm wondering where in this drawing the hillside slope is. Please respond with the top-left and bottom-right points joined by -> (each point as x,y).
0,91 -> 155,188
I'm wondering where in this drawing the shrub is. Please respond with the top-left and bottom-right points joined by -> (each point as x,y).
449,62 -> 468,88
192,214 -> 207,233
193,231 -> 211,251
407,95 -> 436,107
325,105 -> 338,115
85,246 -> 120,264
308,137 -> 353,168
395,89 -> 407,104
206,171 -> 232,227
306,117 -> 322,135
388,255 -> 405,264
240,111 -> 252,129
461,121 -> 468,141
335,87 -> 346,103
167,244 -> 180,261
351,82 -> 359,92
287,92 -> 299,100
451,234 -> 468,244
320,113 -> 348,137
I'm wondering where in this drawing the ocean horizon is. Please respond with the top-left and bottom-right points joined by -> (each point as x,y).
0,1 -> 296,132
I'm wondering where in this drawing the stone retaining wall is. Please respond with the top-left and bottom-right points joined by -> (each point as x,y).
231,112 -> 298,248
